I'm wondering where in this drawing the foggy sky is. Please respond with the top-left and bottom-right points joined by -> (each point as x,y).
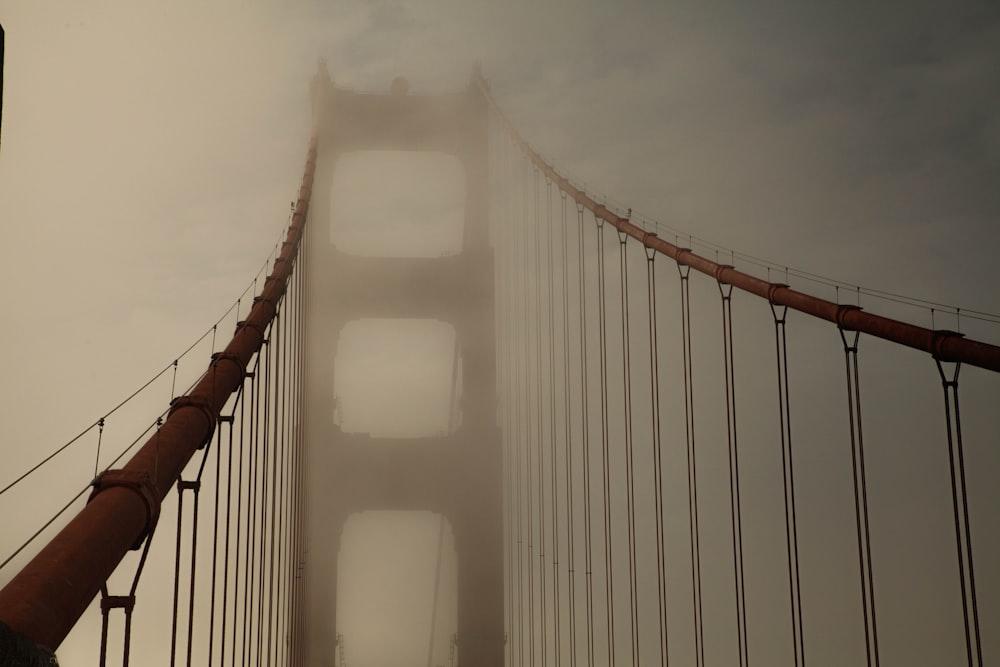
1,1 -> 998,665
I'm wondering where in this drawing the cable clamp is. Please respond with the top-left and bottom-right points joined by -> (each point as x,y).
767,282 -> 789,304
262,276 -> 287,298
210,351 -> 244,376
252,294 -> 277,309
835,304 -> 863,330
89,469 -> 160,550
714,263 -> 734,285
168,395 -> 217,449
235,319 -> 266,339
931,329 -> 965,362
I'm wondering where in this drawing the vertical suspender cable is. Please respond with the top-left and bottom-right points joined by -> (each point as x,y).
210,414 -> 228,663
184,442 -> 209,666
235,357 -> 255,667
577,203 -> 596,667
275,301 -> 289,665
678,263 -> 705,667
169,477 -> 186,667
272,295 -> 283,667
618,229 -> 639,667
839,327 -> 879,667
207,409 -> 226,664
935,358 -> 982,667
561,191 -> 578,667
720,278 -> 748,667
519,151 -> 531,667
596,214 -> 616,667
498,124 -> 515,667
231,366 -> 246,664
285,261 -> 300,666
248,336 -> 264,665
770,300 -> 805,667
219,387 -> 238,667
533,166 -> 548,667
546,178 -> 562,667
285,267 -> 295,667
290,253 -> 306,666
645,244 -> 670,667
524,154 -> 537,667
256,326 -> 273,666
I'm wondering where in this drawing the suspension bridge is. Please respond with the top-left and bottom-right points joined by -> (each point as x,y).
0,63 -> 997,667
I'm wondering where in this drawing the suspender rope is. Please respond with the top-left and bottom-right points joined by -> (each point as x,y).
770,299 -> 805,667
533,165 -> 548,667
546,177 -> 562,667
243,360 -> 256,665
838,327 -> 880,667
935,358 -> 982,667
207,409 -> 234,664
618,229 -> 640,667
220,383 -> 245,667
255,330 -> 273,666
291,255 -> 307,666
678,262 -> 705,667
577,202 -> 596,667
560,190 -> 578,667
236,361 -> 256,666
168,474 -> 187,666
168,412 -> 213,667
266,311 -> 282,664
274,304 -> 288,666
595,213 -> 616,667
502,132 -> 515,665
719,275 -> 749,667
520,152 -> 532,667
97,544 -> 151,667
645,242 -> 670,667
499,128 -> 515,667
98,491 -> 157,667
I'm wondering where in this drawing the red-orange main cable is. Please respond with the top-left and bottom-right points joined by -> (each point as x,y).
473,74 -> 1000,373
0,127 -> 319,654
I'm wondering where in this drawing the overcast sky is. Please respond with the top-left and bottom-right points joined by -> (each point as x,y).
1,1 -> 998,665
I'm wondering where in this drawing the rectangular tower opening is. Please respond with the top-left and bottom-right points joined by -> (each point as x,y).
329,150 -> 466,257
336,511 -> 457,667
333,318 -> 461,438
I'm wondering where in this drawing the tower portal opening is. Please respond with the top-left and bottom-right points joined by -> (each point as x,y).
329,150 -> 466,258
333,318 -> 461,438
336,511 -> 458,667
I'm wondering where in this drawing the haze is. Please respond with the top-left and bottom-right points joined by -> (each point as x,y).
0,1 -> 998,666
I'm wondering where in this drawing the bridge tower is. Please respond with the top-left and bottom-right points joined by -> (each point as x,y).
302,63 -> 503,666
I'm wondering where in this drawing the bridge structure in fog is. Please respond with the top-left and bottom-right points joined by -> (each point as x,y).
0,63 -> 998,667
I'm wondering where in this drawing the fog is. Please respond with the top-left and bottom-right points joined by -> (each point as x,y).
1,1 -> 998,666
